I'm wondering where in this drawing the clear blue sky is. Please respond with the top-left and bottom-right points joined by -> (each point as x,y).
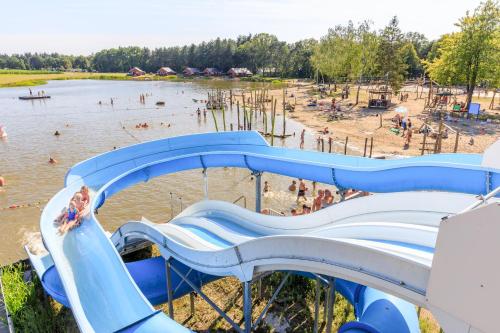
1,0 -> 482,55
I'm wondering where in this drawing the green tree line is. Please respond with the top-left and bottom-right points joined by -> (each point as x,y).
0,34 -> 316,78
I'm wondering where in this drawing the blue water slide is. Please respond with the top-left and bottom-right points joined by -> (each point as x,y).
34,131 -> 499,333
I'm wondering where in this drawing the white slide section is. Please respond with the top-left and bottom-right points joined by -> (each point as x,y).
113,191 -> 499,332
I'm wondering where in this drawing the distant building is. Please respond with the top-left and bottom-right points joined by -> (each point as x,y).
203,67 -> 223,76
183,67 -> 202,76
128,67 -> 146,76
157,67 -> 177,76
227,68 -> 253,78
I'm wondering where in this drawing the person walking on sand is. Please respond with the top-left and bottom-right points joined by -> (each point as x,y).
203,109 -> 207,118
297,179 -> 307,200
300,129 -> 305,149
197,108 -> 201,118
405,127 -> 413,147
0,176 -> 5,187
29,88 -> 33,96
263,181 -> 271,194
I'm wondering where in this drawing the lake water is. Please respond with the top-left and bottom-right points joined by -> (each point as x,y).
0,79 -> 348,265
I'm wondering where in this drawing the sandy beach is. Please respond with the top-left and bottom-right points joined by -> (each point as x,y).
242,81 -> 499,157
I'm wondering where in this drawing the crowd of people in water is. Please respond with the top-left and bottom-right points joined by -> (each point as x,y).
55,186 -> 90,234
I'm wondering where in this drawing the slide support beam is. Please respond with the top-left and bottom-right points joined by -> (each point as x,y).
326,278 -> 336,333
253,172 -> 263,213
244,281 -> 252,333
169,264 -> 243,333
253,272 -> 290,329
166,259 -> 174,319
314,277 -> 321,333
203,168 -> 208,200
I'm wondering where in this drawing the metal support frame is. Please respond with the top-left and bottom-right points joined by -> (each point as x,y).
243,281 -> 252,333
202,168 -> 208,200
486,171 -> 491,194
459,185 -> 500,214
253,171 -> 263,213
325,278 -> 336,333
166,259 -> 174,319
314,277 -> 321,333
253,273 -> 290,329
169,263 -> 243,333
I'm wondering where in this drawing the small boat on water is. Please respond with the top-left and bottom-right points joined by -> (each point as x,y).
19,96 -> 51,100
156,101 -> 165,106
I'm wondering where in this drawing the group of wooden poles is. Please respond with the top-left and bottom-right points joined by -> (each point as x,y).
207,89 -> 290,146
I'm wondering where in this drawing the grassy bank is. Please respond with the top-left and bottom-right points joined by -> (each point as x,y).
0,70 -> 293,88
1,263 -> 77,332
0,71 -> 131,88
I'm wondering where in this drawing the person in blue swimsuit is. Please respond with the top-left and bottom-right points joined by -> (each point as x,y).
59,201 -> 79,234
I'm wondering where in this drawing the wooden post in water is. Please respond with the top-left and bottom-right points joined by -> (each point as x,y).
237,101 -> 241,130
222,105 -> 227,131
271,99 -> 277,146
282,89 -> 286,138
453,131 -> 460,153
363,138 -> 368,157
210,105 -> 219,132
344,136 -> 349,155
242,95 -> 248,130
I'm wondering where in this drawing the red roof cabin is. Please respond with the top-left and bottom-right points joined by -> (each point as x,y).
128,67 -> 146,76
227,68 -> 253,78
183,67 -> 202,76
203,68 -> 223,76
157,67 -> 177,76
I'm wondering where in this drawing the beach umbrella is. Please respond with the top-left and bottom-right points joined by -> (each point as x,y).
395,106 -> 408,113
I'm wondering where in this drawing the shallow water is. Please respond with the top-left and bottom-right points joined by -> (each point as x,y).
0,79 -> 349,265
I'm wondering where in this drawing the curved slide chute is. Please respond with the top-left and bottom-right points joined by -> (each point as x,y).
33,131 -> 499,332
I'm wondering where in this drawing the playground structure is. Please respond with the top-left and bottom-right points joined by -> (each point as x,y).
368,89 -> 392,109
26,131 -> 500,333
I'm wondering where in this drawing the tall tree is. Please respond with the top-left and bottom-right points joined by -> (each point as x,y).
376,16 -> 407,92
426,0 -> 500,107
